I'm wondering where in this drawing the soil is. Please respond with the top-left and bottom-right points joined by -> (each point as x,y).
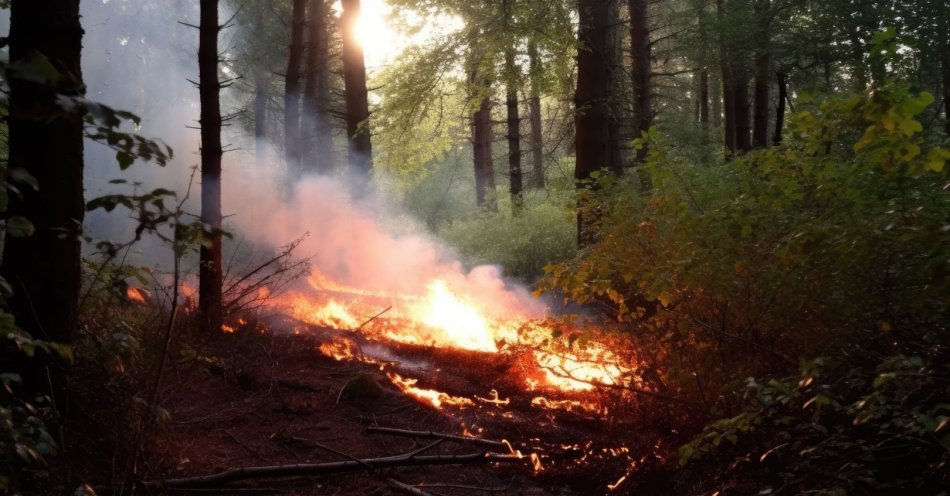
69,317 -> 666,495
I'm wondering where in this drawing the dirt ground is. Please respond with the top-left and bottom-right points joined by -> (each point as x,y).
70,318 -> 665,495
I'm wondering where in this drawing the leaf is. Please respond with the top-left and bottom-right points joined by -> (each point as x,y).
6,216 -> 35,237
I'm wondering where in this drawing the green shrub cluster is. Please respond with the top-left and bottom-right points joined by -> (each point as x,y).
540,74 -> 948,492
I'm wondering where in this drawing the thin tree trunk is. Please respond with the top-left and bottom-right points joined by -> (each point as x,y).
944,52 -> 950,136
575,0 -> 611,245
629,0 -> 652,161
505,47 -> 523,214
198,0 -> 223,333
3,0 -> 84,403
716,0 -> 735,153
751,0 -> 770,148
303,0 -> 334,175
340,0 -> 373,196
773,71 -> 786,145
253,69 -> 268,166
733,76 -> 752,151
699,70 -> 709,125
710,69 -> 722,128
527,42 -> 545,189
284,0 -> 306,172
606,0 -> 624,175
471,70 -> 497,211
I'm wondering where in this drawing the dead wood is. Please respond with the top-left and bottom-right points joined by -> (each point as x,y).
145,452 -> 522,489
364,426 -> 509,450
357,305 -> 392,330
387,478 -> 440,496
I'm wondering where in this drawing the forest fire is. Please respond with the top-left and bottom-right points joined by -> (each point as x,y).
272,269 -> 636,400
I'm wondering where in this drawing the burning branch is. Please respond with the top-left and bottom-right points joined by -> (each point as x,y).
144,452 -> 524,489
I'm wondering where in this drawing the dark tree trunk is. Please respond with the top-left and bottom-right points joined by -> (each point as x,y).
773,71 -> 787,145
716,0 -> 735,153
944,52 -> 950,136
505,48 -> 523,215
3,0 -> 84,403
629,0 -> 652,161
710,70 -> 722,128
254,69 -> 268,166
340,0 -> 373,196
751,0 -> 770,148
575,0 -> 611,245
699,69 -> 709,125
198,0 -> 223,332
527,42 -> 545,189
302,0 -> 334,175
605,0 -> 624,176
471,71 -> 497,211
733,76 -> 752,151
284,0 -> 306,171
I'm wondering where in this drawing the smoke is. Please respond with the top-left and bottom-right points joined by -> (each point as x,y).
25,0 -> 546,321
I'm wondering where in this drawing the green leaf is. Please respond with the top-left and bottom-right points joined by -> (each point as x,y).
6,216 -> 35,237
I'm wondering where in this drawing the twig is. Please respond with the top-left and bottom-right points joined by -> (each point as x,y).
416,482 -> 511,493
364,426 -> 508,450
277,435 -> 376,471
407,438 -> 445,459
145,452 -> 523,489
224,429 -> 259,458
357,306 -> 392,330
387,478 -> 439,496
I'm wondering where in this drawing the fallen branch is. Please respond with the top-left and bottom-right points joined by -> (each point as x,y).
146,452 -> 522,489
364,426 -> 508,450
387,478 -> 439,496
357,305 -> 392,330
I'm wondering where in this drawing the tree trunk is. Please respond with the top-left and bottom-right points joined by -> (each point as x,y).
716,0 -> 735,153
605,0 -> 624,176
629,0 -> 652,162
198,0 -> 223,332
3,0 -> 84,404
710,69 -> 722,128
575,0 -> 611,245
253,69 -> 268,166
751,0 -> 770,148
773,71 -> 787,145
733,76 -> 752,151
302,0 -> 334,175
697,1 -> 709,127
527,42 -> 545,189
944,52 -> 950,136
284,0 -> 306,172
505,47 -> 524,215
699,69 -> 709,125
340,0 -> 374,197
470,71 -> 497,211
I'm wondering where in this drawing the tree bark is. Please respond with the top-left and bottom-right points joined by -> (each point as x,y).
575,0 -> 611,245
302,0 -> 334,175
629,0 -> 652,159
504,47 -> 524,215
198,0 -> 224,332
773,71 -> 786,145
944,52 -> 950,136
3,0 -> 84,403
733,76 -> 752,151
751,0 -> 770,148
284,0 -> 306,171
340,0 -> 373,197
699,69 -> 709,125
253,69 -> 268,166
470,70 -> 497,211
527,42 -> 545,189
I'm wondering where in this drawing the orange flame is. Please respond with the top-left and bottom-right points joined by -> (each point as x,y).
126,286 -> 147,304
386,372 -> 474,409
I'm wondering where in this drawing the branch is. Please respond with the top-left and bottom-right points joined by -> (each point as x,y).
387,479 -> 439,496
364,427 -> 509,450
145,453 -> 522,489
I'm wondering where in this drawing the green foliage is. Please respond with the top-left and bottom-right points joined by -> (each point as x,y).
540,70 -> 948,492
438,189 -> 576,280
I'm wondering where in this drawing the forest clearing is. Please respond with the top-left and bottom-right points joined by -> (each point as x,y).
1,0 -> 948,495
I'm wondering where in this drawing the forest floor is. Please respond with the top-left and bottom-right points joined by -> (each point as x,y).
66,317 -> 671,495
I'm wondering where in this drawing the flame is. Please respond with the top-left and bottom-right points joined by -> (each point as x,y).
126,286 -> 147,304
271,271 -> 632,393
386,372 -> 474,409
221,324 -> 236,333
531,396 -> 604,414
319,339 -> 357,361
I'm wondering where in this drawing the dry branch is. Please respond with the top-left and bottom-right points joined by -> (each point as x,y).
146,452 -> 522,489
387,478 -> 440,496
364,426 -> 509,450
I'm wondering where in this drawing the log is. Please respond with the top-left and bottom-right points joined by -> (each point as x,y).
146,452 -> 522,489
364,426 -> 509,450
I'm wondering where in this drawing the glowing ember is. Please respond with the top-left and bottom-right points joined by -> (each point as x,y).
221,324 -> 236,333
475,389 -> 510,406
531,396 -> 605,414
386,372 -> 474,409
